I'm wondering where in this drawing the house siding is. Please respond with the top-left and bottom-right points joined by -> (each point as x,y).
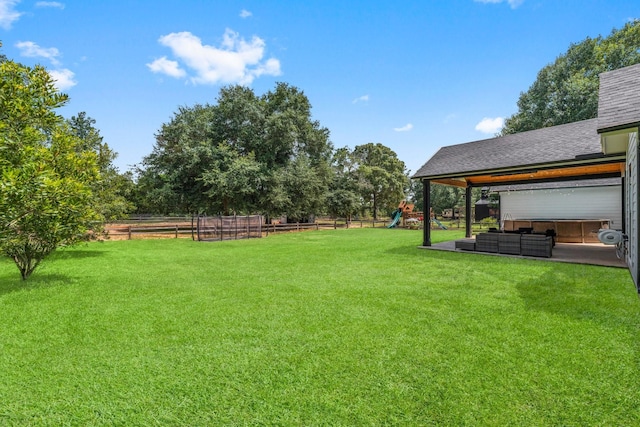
499,185 -> 622,228
626,131 -> 638,287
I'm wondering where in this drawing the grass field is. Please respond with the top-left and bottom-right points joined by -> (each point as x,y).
0,228 -> 639,425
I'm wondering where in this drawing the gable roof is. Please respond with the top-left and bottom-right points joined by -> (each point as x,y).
598,63 -> 640,133
412,118 -> 604,180
413,64 -> 640,187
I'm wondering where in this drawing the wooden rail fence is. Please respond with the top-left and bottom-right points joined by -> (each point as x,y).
104,218 -> 394,240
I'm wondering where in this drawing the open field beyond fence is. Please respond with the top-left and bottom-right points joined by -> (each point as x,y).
1,228 -> 638,424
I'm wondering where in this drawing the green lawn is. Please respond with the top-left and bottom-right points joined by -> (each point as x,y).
0,228 -> 638,425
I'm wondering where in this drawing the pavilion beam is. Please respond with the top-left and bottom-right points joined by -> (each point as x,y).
465,184 -> 472,238
423,179 -> 431,246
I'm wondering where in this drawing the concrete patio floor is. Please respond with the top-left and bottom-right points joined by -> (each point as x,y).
420,239 -> 627,268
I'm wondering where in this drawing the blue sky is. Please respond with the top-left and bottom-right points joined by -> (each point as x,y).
0,0 -> 638,175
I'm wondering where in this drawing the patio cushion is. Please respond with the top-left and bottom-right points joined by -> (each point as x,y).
476,233 -> 498,253
455,239 -> 476,251
521,234 -> 553,257
498,233 -> 521,255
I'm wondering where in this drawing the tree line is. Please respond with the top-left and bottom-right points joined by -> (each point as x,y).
132,84 -> 409,222
0,43 -> 410,279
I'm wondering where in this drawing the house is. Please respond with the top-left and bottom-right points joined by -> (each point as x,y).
412,63 -> 640,291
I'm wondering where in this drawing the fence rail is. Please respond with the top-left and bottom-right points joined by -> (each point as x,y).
104,223 -> 195,240
264,219 -> 391,234
104,216 -> 495,240
104,217 -> 398,240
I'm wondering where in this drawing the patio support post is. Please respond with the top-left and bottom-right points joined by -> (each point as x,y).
465,184 -> 472,238
622,176 -> 626,233
423,179 -> 431,246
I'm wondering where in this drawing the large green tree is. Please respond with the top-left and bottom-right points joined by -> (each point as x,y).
409,181 -> 485,220
326,147 -> 362,220
0,59 -> 102,280
138,83 -> 333,219
68,112 -> 134,220
201,145 -> 264,215
502,20 -> 640,135
350,143 -> 408,219
136,104 -> 219,214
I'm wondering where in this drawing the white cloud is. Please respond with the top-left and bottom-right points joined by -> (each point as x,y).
16,40 -> 61,65
394,123 -> 413,132
147,56 -> 186,78
35,1 -> 64,9
0,0 -> 22,30
15,40 -> 76,90
474,0 -> 523,9
48,68 -> 76,91
475,117 -> 504,134
150,29 -> 281,86
352,94 -> 369,104
240,9 -> 252,18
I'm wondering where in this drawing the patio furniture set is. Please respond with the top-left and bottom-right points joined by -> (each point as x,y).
455,230 -> 554,258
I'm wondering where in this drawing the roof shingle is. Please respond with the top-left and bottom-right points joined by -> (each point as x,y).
597,63 -> 640,132
412,118 -> 601,179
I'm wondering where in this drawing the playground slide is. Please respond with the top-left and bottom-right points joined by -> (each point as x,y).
431,218 -> 447,230
387,210 -> 402,228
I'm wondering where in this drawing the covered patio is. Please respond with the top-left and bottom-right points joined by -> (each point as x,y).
412,64 -> 640,294
422,239 -> 626,268
411,116 -> 628,269
412,118 -> 626,247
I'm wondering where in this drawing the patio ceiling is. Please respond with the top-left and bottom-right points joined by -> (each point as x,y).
430,159 -> 625,188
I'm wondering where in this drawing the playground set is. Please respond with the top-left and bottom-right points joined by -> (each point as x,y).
388,201 -> 447,229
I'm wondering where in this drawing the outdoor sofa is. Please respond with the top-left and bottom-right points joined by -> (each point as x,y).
456,231 -> 553,258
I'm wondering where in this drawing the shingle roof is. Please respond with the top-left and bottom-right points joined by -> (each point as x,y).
412,118 -> 602,179
598,63 -> 640,133
490,177 -> 621,193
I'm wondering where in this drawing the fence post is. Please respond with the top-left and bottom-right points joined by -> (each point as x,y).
334,221 -> 337,229
128,226 -> 132,240
175,225 -> 178,238
297,222 -> 300,232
